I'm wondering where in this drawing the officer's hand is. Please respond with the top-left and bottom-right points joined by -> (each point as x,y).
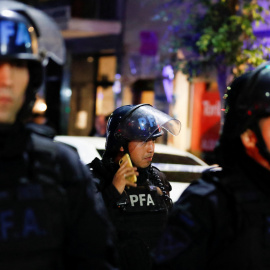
112,160 -> 138,194
156,187 -> 163,196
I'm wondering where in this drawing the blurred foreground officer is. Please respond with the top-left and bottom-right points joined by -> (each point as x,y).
152,62 -> 270,270
0,1 -> 118,269
89,104 -> 180,270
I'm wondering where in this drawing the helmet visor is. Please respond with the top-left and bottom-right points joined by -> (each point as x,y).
115,104 -> 181,142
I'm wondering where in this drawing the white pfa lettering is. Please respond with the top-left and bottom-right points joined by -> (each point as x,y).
130,195 -> 139,206
129,194 -> 155,207
139,194 -> 146,206
147,194 -> 155,205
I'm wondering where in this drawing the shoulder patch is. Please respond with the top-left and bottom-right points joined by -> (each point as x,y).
202,166 -> 223,181
185,178 -> 218,197
26,123 -> 56,139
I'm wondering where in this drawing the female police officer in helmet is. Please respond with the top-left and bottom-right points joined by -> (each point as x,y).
89,104 -> 180,270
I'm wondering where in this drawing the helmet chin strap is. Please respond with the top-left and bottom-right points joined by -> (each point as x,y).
252,122 -> 270,166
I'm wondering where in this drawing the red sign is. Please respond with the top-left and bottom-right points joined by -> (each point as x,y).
200,91 -> 221,151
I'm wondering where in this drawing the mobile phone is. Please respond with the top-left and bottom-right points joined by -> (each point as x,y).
119,153 -> 137,183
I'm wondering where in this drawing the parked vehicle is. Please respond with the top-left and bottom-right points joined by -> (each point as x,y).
54,136 -> 210,202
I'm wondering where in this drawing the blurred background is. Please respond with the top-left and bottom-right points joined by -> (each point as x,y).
20,0 -> 270,164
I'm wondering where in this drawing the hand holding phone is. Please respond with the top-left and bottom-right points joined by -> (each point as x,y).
119,153 -> 137,183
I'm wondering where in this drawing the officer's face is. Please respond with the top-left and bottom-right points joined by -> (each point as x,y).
128,139 -> 156,168
259,116 -> 270,153
0,60 -> 29,124
241,116 -> 270,170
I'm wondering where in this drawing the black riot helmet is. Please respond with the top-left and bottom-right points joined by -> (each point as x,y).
103,104 -> 181,159
0,1 -> 66,121
216,61 -> 270,167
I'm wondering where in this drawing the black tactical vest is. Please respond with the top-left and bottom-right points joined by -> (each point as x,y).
90,157 -> 171,270
113,184 -> 169,270
0,132 -> 68,269
205,172 -> 270,270
115,185 -> 168,246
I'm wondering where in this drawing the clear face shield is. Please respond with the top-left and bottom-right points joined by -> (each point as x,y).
115,104 -> 181,151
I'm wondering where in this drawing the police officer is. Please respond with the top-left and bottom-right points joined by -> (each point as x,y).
0,1 -> 118,269
152,62 -> 270,269
89,104 -> 181,270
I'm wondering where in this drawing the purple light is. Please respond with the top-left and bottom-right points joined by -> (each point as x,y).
113,74 -> 121,94
162,65 -> 174,103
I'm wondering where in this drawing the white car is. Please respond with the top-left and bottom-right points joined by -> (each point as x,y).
54,136 -> 210,202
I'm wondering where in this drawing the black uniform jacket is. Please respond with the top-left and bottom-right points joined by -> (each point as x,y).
0,123 -> 118,270
152,154 -> 270,270
90,157 -> 172,270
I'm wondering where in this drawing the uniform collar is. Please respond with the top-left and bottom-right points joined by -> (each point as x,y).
240,154 -> 270,195
0,122 -> 28,158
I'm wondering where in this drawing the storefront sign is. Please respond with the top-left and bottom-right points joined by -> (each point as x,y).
200,91 -> 221,151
